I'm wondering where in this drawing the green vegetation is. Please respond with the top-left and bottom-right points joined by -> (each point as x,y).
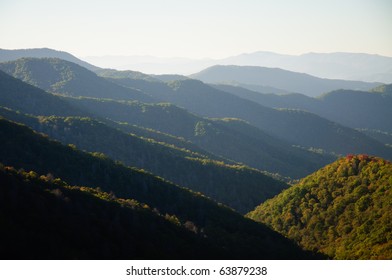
247,155 -> 392,259
0,164 -> 221,259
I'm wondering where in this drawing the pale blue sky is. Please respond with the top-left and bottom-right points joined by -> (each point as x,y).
1,0 -> 391,58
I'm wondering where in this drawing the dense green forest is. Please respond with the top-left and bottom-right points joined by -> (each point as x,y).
247,155 -> 392,259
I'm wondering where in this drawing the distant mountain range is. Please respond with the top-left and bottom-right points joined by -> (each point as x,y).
219,51 -> 392,83
84,51 -> 392,83
190,65 -> 380,97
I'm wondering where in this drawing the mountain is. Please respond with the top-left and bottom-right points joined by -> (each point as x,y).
247,155 -> 392,259
0,118 -> 313,259
219,51 -> 392,83
213,84 -> 392,134
0,48 -> 99,71
0,58 -> 154,102
190,65 -> 380,97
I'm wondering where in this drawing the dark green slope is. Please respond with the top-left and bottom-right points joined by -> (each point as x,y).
0,118 -> 313,259
0,109 -> 287,214
0,165 -> 220,259
247,155 -> 392,259
0,58 -> 154,102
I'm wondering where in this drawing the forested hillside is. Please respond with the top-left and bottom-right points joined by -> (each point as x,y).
0,109 -> 287,213
0,118 -> 313,259
247,155 -> 392,259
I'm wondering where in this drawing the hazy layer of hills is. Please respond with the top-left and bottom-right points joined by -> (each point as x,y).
190,65 -> 380,97
219,51 -> 392,83
0,47 -> 391,259
247,155 -> 392,259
